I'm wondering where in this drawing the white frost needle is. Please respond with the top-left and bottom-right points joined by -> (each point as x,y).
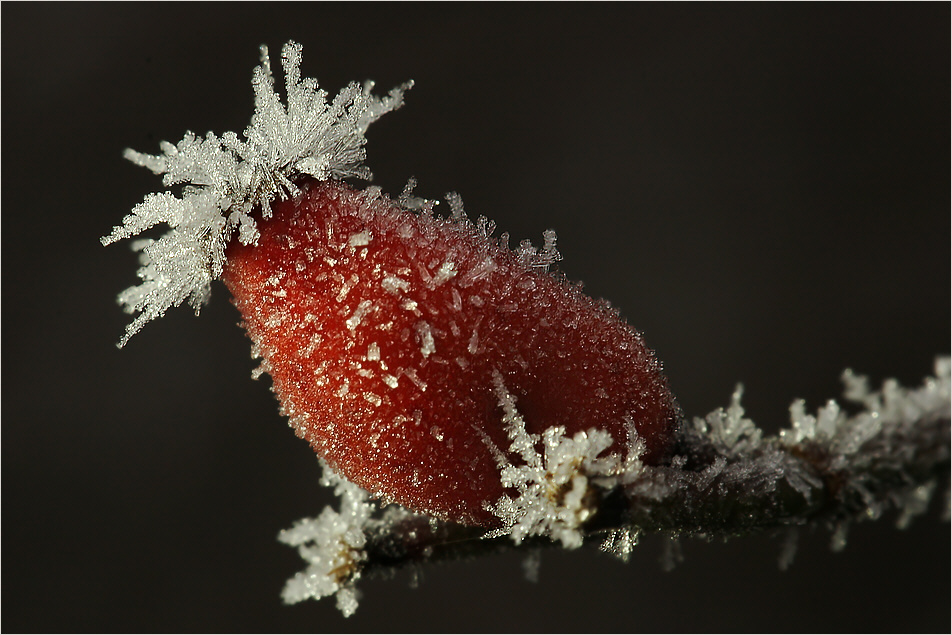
102,41 -> 411,346
485,373 -> 645,549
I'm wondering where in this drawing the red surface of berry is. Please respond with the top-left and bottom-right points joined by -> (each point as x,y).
223,179 -> 678,526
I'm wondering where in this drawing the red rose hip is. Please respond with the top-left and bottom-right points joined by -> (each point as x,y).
223,178 -> 679,526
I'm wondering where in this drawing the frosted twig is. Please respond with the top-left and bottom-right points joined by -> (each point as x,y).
284,358 -> 950,615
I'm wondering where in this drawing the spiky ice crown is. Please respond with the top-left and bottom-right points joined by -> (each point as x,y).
101,41 -> 412,346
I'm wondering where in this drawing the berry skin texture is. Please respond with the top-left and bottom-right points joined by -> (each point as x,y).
223,179 -> 679,526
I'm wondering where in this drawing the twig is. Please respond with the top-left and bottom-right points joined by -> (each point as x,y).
280,358 -> 950,615
355,412 -> 948,577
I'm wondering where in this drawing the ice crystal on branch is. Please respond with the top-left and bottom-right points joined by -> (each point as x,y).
278,461 -> 423,617
776,357 -> 952,531
618,357 -> 950,557
281,359 -> 948,615
693,384 -> 762,456
101,41 -> 411,346
278,463 -> 373,616
486,374 -> 645,548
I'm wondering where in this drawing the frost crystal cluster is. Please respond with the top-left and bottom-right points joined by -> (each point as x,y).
101,41 -> 411,346
278,461 -> 420,617
485,373 -> 644,548
612,357 -> 951,565
278,463 -> 373,616
778,358 -> 952,537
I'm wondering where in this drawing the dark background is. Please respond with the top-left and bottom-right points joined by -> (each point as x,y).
3,3 -> 949,632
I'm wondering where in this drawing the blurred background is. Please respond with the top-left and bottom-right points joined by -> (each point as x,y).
3,4 -> 949,631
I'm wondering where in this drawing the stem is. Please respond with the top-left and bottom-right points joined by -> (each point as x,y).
358,411 -> 949,579
281,359 -> 950,616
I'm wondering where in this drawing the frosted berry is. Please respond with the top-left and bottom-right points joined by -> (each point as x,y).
224,179 -> 678,526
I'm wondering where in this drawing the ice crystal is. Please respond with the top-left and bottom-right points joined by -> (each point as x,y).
102,41 -> 411,346
659,536 -> 685,572
777,527 -> 799,571
777,356 -> 952,530
599,527 -> 640,563
486,373 -> 644,548
685,386 -> 822,502
278,462 -> 375,616
693,384 -> 762,456
599,357 -> 951,572
520,550 -> 542,583
673,356 -> 950,556
480,359 -> 946,553
280,460 -> 423,617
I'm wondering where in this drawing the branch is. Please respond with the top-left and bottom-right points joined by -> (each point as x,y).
356,415 -> 948,571
279,358 -> 950,615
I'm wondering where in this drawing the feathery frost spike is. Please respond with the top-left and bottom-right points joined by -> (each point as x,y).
279,460 -> 423,617
485,374 -> 646,548
277,462 -> 375,617
101,41 -> 412,346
